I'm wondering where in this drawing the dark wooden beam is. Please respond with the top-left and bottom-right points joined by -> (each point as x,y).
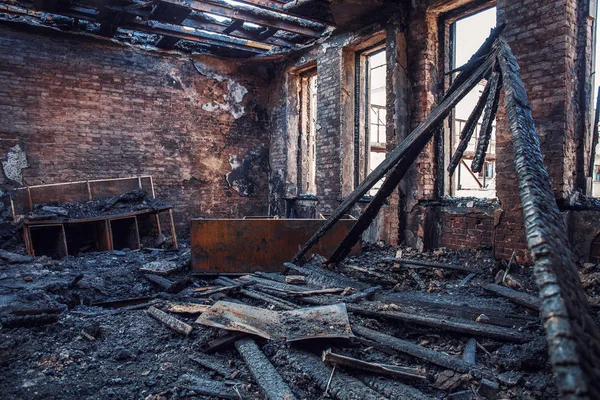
222,18 -> 243,34
231,0 -> 334,28
130,19 -> 267,53
159,0 -> 324,38
471,70 -> 502,173
185,14 -> 295,47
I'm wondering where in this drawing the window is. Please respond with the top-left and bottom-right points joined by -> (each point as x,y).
298,71 -> 318,195
595,165 -> 600,181
354,48 -> 387,196
447,7 -> 497,198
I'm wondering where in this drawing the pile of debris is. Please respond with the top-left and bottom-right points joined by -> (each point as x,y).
0,244 -> 571,399
26,188 -> 171,221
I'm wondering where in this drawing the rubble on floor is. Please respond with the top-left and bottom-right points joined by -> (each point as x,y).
1,243 -> 587,399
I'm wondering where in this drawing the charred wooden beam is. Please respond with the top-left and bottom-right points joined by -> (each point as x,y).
498,37 -> 600,399
291,27 -> 503,263
348,302 -> 528,343
159,0 -> 324,38
322,349 -> 426,381
132,19 -> 272,51
222,18 -> 243,34
199,331 -> 247,353
186,13 -> 295,47
357,375 -> 430,400
354,325 -> 494,380
448,73 -> 493,176
471,70 -> 502,173
146,306 -> 193,335
589,86 -> 600,178
279,348 -> 384,400
235,338 -> 297,400
461,338 -> 477,365
284,262 -> 369,290
385,258 -> 483,274
483,284 -> 541,311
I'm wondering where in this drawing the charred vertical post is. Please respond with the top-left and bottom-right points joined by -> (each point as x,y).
498,38 -> 600,399
471,70 -> 502,173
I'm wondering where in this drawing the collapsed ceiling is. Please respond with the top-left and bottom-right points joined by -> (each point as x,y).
0,0 -> 339,57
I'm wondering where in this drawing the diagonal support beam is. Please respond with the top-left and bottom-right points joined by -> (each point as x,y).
471,70 -> 502,173
498,38 -> 600,399
447,71 -> 493,176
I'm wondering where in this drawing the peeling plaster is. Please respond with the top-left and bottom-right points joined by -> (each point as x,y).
194,61 -> 248,119
2,144 -> 28,185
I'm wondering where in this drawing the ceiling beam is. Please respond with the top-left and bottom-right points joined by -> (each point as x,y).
160,0 -> 324,38
232,0 -> 334,27
188,13 -> 295,47
130,19 -> 271,51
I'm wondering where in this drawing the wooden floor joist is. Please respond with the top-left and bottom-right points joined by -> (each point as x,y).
235,338 -> 297,400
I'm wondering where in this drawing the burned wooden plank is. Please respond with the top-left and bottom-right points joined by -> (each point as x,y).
461,338 -> 477,365
92,296 -> 155,309
344,285 -> 381,303
292,33 -> 500,263
348,303 -> 528,343
168,303 -> 210,315
353,326 -> 494,380
146,306 -> 192,336
321,348 -> 426,381
235,338 -> 297,400
483,284 -> 540,311
498,38 -> 600,398
357,375 -> 432,400
144,274 -> 188,294
199,331 -> 247,353
283,262 -> 369,290
189,354 -> 232,377
448,73 -> 494,176
238,287 -> 299,310
589,86 -> 600,178
176,373 -> 241,399
280,348 -> 384,400
386,258 -> 483,274
160,0 -> 324,38
0,249 -> 34,263
195,301 -> 353,341
471,70 -> 502,173
0,314 -> 59,329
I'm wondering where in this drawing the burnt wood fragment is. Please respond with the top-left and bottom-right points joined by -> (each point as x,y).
498,38 -> 600,399
448,74 -> 493,176
235,338 -> 297,400
471,70 -> 502,173
354,326 -> 494,380
483,284 -> 540,311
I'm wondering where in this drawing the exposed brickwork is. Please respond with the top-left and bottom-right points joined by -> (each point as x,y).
439,211 -> 494,250
403,0 -> 594,259
0,24 -> 271,236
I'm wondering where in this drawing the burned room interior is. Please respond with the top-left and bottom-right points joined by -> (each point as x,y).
3,0 -> 600,398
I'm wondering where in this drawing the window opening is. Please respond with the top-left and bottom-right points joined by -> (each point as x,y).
449,7 -> 497,198
298,71 -> 318,195
366,49 -> 387,195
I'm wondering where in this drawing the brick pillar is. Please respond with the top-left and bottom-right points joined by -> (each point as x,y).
494,0 -> 591,260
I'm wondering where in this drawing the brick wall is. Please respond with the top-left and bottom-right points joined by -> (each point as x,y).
439,210 -> 494,250
403,0 -> 594,259
0,24 -> 271,237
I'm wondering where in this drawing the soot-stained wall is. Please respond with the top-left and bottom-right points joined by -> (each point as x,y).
0,23 -> 272,236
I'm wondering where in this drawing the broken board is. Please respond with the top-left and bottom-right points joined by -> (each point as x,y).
190,218 -> 361,273
195,300 -> 354,342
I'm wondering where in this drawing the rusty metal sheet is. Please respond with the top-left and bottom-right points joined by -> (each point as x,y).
195,301 -> 354,342
190,218 -> 361,274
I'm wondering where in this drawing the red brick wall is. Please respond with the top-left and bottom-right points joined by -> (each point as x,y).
0,24 -> 271,237
439,211 -> 494,250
